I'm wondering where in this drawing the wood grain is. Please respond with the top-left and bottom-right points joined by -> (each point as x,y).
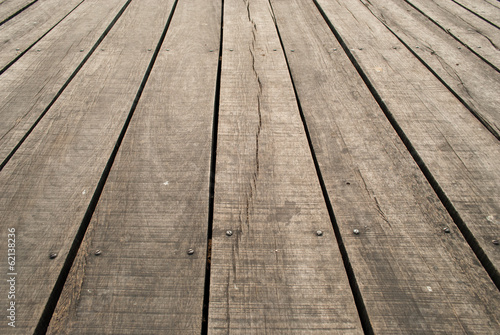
405,0 -> 500,70
359,0 -> 500,139
449,0 -> 500,28
207,0 -> 363,333
0,0 -> 176,332
270,0 -> 500,333
0,0 -> 36,24
46,0 -> 221,333
0,0 -> 131,165
317,0 -> 500,288
0,0 -> 83,71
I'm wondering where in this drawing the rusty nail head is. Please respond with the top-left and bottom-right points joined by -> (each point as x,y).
493,240 -> 499,245
50,253 -> 57,259
443,227 -> 450,233
353,229 -> 360,235
226,230 -> 233,236
316,230 -> 323,236
187,249 -> 195,255
95,250 -> 102,256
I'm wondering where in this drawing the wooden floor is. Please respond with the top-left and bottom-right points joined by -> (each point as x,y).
1,0 -> 499,333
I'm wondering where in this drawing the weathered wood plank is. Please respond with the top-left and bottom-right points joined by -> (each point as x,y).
358,0 -> 500,139
270,0 -> 500,333
46,0 -> 221,333
0,0 -> 176,332
0,0 -> 36,24
450,0 -> 500,28
208,0 -> 363,333
316,0 -> 500,287
0,0 -> 131,166
0,0 -> 84,72
405,0 -> 500,70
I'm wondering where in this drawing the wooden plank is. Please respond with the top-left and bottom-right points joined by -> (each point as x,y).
405,0 -> 500,71
450,0 -> 500,28
208,0 -> 363,333
316,0 -> 500,287
358,0 -> 500,138
484,0 -> 500,10
46,0 -> 221,333
0,0 -> 84,72
0,0 -> 36,24
0,0 -> 176,332
0,0 -> 132,166
270,0 -> 500,333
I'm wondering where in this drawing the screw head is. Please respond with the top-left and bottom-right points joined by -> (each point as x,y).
443,227 -> 450,233
95,250 -> 102,256
226,230 -> 233,236
353,229 -> 360,235
316,230 -> 323,236
493,240 -> 499,245
49,253 -> 58,259
187,249 -> 195,255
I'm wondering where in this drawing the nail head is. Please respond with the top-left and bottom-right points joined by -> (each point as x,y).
226,230 -> 233,236
493,240 -> 499,245
95,250 -> 102,256
353,229 -> 360,235
187,249 -> 195,255
443,227 -> 450,233
49,253 -> 57,259
316,230 -> 323,236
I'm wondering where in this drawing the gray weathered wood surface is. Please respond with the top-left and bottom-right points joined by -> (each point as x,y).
0,0 -> 36,24
449,0 -> 500,28
405,0 -> 500,70
316,0 -> 500,286
0,0 -> 176,332
208,0 -> 362,333
46,0 -> 221,333
0,0 -> 84,71
0,0 -> 499,333
360,0 -> 500,139
0,0 -> 131,165
271,0 -> 500,333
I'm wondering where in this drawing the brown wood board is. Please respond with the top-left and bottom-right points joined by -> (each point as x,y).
207,0 -> 363,333
46,0 -> 221,333
0,0 -> 36,24
0,0 -> 176,332
0,0 -> 132,165
405,0 -> 500,71
316,0 -> 500,286
359,0 -> 500,139
0,0 -> 84,71
270,0 -> 500,333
